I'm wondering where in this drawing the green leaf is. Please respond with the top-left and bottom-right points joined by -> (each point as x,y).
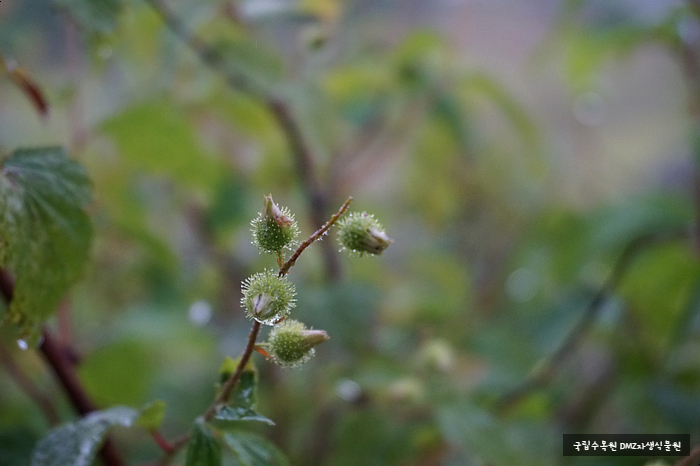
221,431 -> 288,466
219,356 -> 240,385
214,406 -> 274,426
101,102 -> 225,192
31,406 -> 138,466
136,400 -> 166,432
0,147 -> 92,340
52,0 -> 122,35
186,419 -> 222,466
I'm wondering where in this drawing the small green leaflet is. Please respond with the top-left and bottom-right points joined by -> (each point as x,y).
0,147 -> 92,340
186,419 -> 222,466
136,400 -> 167,432
31,406 -> 139,466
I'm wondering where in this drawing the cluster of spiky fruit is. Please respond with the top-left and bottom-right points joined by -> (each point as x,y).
241,195 -> 392,368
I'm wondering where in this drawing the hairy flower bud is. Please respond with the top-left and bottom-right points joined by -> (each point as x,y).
267,320 -> 329,368
241,270 -> 296,325
263,194 -> 293,227
336,212 -> 392,256
251,195 -> 299,253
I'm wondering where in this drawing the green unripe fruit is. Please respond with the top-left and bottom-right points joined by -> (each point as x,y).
268,320 -> 329,368
336,212 -> 392,257
251,194 -> 299,254
241,269 -> 296,325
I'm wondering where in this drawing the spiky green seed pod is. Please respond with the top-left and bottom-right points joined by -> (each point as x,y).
241,269 -> 296,325
251,195 -> 299,254
336,212 -> 392,256
267,320 -> 329,368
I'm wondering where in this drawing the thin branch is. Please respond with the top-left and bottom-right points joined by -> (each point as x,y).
494,227 -> 689,414
38,330 -> 94,415
0,341 -> 60,425
150,430 -> 175,454
278,196 -> 353,276
203,320 -> 262,421
142,0 -> 261,99
153,433 -> 189,466
144,0 -> 341,280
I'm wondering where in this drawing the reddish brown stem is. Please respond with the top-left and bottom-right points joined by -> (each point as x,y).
150,430 -> 174,454
278,196 -> 353,277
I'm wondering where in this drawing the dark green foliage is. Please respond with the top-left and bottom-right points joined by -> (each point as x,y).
0,147 -> 92,341
186,420 -> 222,466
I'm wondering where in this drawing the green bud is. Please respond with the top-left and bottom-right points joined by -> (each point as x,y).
336,212 -> 392,256
267,320 -> 329,368
241,269 -> 296,325
251,194 -> 299,254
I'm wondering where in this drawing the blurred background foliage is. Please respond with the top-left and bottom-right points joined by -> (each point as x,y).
1,0 -> 700,464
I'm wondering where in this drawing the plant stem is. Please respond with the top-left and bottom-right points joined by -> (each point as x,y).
203,320 -> 262,421
150,430 -> 174,453
278,196 -> 353,276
